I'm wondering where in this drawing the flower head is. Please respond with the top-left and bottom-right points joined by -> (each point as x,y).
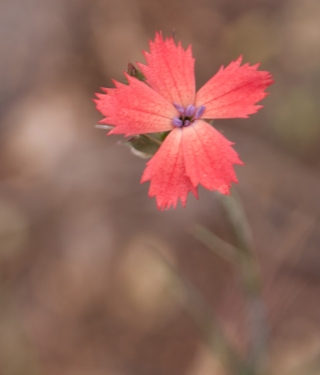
95,32 -> 274,210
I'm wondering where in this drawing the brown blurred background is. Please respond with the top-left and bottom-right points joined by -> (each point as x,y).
1,0 -> 320,374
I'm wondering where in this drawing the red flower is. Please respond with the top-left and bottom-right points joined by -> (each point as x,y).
95,32 -> 274,210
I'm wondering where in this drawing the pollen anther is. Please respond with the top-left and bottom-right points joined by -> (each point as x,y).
172,103 -> 206,128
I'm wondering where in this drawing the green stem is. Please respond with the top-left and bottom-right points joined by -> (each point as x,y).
217,190 -> 269,375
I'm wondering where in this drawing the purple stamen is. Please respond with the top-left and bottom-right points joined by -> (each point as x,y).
173,102 -> 185,115
185,104 -> 196,117
184,120 -> 191,127
172,104 -> 206,128
172,117 -> 183,127
194,105 -> 206,119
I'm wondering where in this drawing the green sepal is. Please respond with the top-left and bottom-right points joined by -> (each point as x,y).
120,131 -> 170,158
126,63 -> 146,82
121,135 -> 160,158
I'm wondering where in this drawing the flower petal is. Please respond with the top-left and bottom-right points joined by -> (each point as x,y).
137,32 -> 195,108
94,74 -> 176,136
195,56 -> 274,119
182,120 -> 243,194
141,128 -> 198,210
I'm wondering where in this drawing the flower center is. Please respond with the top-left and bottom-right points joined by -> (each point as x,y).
172,103 -> 206,128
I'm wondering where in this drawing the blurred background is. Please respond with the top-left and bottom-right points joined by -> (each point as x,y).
1,0 -> 320,374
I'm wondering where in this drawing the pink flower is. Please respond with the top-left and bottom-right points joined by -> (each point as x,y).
95,32 -> 274,210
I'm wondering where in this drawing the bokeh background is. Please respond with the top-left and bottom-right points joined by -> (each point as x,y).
1,0 -> 320,374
